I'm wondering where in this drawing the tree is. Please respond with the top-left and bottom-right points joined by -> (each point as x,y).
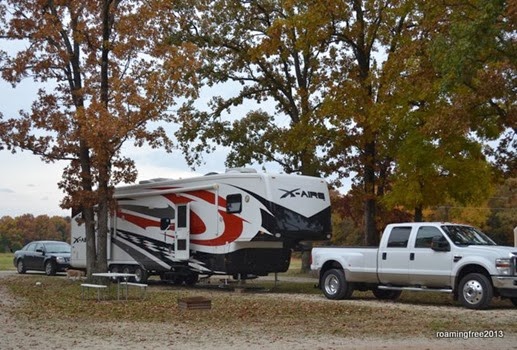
0,1 -> 199,276
485,178 -> 517,245
172,0 -> 340,271
171,0 -> 512,250
174,0 -> 335,176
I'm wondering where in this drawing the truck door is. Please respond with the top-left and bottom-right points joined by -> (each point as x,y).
378,226 -> 412,285
408,226 -> 453,288
175,203 -> 190,261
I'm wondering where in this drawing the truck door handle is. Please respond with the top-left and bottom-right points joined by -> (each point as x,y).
410,253 -> 415,261
382,252 -> 387,260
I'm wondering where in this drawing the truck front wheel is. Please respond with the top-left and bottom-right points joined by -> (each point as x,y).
458,273 -> 493,310
321,268 -> 353,300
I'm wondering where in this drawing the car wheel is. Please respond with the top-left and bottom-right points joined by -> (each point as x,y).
134,266 -> 148,284
321,268 -> 354,300
45,260 -> 57,276
458,273 -> 493,310
372,288 -> 402,300
16,260 -> 26,274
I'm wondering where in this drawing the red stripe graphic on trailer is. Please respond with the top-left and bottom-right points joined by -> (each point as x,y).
120,188 -> 244,246
191,209 -> 245,246
163,189 -> 245,246
117,212 -> 159,229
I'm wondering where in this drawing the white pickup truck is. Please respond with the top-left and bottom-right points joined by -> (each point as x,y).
311,222 -> 517,309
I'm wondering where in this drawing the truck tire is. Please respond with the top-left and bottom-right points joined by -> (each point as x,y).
458,273 -> 493,309
321,268 -> 353,300
372,288 -> 402,300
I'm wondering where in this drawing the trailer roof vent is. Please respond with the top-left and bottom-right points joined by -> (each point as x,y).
139,178 -> 170,184
225,168 -> 258,174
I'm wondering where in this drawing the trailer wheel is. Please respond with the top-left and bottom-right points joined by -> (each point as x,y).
134,266 -> 148,283
184,272 -> 199,286
458,273 -> 493,310
321,268 -> 353,300
372,288 -> 402,300
109,265 -> 121,282
122,266 -> 135,282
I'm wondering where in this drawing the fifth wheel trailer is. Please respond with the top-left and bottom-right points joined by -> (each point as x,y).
70,168 -> 331,284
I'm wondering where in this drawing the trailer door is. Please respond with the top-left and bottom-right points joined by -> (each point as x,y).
175,203 -> 190,260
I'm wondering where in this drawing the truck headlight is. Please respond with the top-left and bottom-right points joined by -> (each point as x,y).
495,258 -> 512,275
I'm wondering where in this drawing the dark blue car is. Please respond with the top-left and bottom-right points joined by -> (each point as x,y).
13,240 -> 71,276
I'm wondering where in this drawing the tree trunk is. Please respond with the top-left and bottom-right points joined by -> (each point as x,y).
79,141 -> 96,279
364,140 -> 377,246
299,147 -> 318,273
414,205 -> 423,222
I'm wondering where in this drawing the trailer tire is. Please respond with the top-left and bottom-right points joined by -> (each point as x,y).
134,266 -> 148,283
321,268 -> 353,300
122,266 -> 135,282
372,288 -> 402,300
184,272 -> 199,286
458,273 -> 493,310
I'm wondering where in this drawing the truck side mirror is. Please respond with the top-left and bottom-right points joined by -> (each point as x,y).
160,218 -> 171,231
431,236 -> 450,252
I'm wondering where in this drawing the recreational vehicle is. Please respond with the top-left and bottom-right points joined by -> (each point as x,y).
70,169 -> 331,284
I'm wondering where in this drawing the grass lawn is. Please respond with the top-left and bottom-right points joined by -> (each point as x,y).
0,253 -> 14,271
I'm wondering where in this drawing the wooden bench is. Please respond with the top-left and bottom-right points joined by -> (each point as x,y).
81,283 -> 108,301
119,282 -> 148,299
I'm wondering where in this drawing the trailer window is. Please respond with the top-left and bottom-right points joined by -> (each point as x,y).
226,194 -> 242,214
387,227 -> 411,248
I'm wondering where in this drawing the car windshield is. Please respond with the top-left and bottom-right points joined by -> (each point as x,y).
45,243 -> 71,253
441,225 -> 496,246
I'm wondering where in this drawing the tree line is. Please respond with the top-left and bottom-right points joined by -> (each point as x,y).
0,1 -> 514,274
331,177 -> 516,247
0,215 -> 71,253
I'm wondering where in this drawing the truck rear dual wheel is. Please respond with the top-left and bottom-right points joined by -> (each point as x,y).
458,273 -> 493,310
321,268 -> 354,300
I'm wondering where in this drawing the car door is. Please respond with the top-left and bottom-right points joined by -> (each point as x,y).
23,243 -> 38,269
408,226 -> 453,288
32,242 -> 46,270
378,226 -> 413,285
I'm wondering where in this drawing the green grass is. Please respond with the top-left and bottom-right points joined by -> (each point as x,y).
0,253 -> 14,271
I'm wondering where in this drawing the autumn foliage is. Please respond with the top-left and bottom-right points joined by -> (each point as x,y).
0,1 -> 515,257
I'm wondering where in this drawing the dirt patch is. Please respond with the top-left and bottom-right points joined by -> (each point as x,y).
0,272 -> 515,349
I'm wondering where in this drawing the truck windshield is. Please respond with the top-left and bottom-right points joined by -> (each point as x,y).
441,225 -> 496,246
